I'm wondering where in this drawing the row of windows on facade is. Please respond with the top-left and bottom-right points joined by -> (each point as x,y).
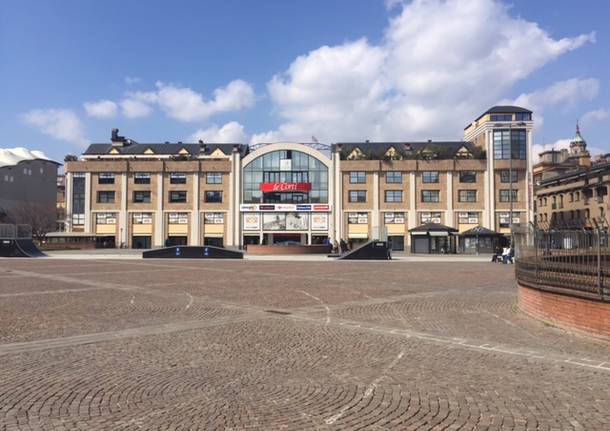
490,113 -> 532,122
348,170 -> 518,184
73,212 -> 225,226
347,211 -> 518,227
82,210 -> 515,227
536,208 -> 595,223
3,166 -> 47,182
537,190 -> 599,207
347,189 -> 518,203
96,190 -> 223,204
96,172 -> 223,185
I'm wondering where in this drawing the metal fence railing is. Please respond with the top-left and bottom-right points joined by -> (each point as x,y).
0,224 -> 32,240
514,223 -> 610,302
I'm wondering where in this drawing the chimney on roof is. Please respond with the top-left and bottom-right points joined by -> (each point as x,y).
428,139 -> 432,143
365,139 -> 370,143
199,140 -> 207,154
164,141 -> 170,144
111,128 -> 128,147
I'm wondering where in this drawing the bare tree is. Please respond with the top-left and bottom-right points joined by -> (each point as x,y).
8,202 -> 57,242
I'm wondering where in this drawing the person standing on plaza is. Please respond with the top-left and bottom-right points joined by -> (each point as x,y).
502,246 -> 510,264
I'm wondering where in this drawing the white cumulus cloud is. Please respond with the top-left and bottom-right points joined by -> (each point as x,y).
21,108 -> 88,147
188,121 -> 247,143
253,0 -> 595,142
156,80 -> 255,122
532,138 -> 572,163
533,135 -> 605,163
118,80 -> 255,122
120,92 -> 156,118
508,78 -> 599,113
581,108 -> 610,126
83,99 -> 118,118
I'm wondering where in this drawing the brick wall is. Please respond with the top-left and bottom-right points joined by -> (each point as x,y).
518,285 -> 610,338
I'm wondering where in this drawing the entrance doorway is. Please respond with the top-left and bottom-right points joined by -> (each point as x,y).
166,236 -> 187,246
96,236 -> 116,248
265,233 -> 304,245
204,237 -> 223,247
388,235 -> 404,251
243,235 -> 260,248
132,236 -> 151,249
311,235 -> 328,245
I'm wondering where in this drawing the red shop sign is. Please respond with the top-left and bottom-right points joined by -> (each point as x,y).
260,182 -> 312,193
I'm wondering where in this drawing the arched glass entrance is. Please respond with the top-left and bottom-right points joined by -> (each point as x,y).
241,148 -> 331,246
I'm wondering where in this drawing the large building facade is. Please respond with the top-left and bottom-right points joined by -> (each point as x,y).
0,148 -> 59,221
534,125 -> 610,228
64,107 -> 533,250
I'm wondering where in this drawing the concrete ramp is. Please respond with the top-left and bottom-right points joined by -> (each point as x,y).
15,239 -> 46,257
337,240 -> 391,260
143,245 -> 243,259
0,239 -> 46,257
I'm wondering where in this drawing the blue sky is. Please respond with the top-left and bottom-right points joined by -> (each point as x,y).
1,0 -> 609,162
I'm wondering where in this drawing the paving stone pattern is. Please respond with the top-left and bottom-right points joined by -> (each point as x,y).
0,259 -> 609,430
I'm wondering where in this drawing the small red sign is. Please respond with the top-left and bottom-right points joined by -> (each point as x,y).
260,182 -> 312,193
313,204 -> 330,211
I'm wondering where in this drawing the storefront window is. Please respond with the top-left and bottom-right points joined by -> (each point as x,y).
384,212 -> 405,224
133,213 -> 153,224
168,212 -> 188,224
420,212 -> 441,224
458,212 -> 479,224
204,213 -> 224,224
348,212 -> 368,224
96,213 -> 117,224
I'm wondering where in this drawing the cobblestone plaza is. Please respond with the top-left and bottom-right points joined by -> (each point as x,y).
1,259 -> 610,430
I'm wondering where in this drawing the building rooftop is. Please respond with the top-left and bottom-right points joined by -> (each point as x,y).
82,142 -> 249,158
80,128 -> 249,159
465,105 -> 533,129
0,147 -> 58,168
333,141 -> 482,160
537,161 -> 610,187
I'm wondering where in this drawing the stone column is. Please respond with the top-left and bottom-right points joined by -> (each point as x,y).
191,171 -> 200,246
65,172 -> 73,232
328,153 -> 335,241
84,173 -> 92,233
372,171 -> 380,239
334,151 -> 343,241
154,170 -> 164,247
227,154 -> 235,247
445,171 -> 454,227
408,172 -> 416,229
119,173 -> 128,247
487,129 -> 495,229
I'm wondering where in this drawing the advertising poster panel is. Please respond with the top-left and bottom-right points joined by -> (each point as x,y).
286,212 -> 309,230
243,213 -> 260,230
311,213 -> 328,230
263,213 -> 286,230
